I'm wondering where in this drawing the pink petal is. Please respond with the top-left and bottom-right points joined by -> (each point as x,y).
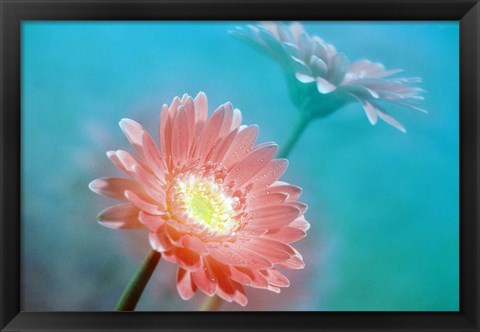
227,266 -> 253,286
246,205 -> 301,229
215,282 -> 236,303
247,192 -> 288,209
107,150 -> 149,177
168,96 -> 182,115
276,258 -> 305,269
182,235 -> 209,255
114,149 -> 139,171
192,259 -> 217,296
176,248 -> 202,270
113,150 -> 150,178
221,125 -> 259,169
181,93 -> 189,103
231,108 -> 242,129
124,190 -> 166,215
261,269 -> 290,287
216,103 -> 235,139
288,201 -> 308,215
289,216 -> 311,232
232,282 -> 248,306
276,249 -> 305,269
240,238 -> 295,263
249,159 -> 288,190
141,131 -> 165,179
130,164 -> 166,207
265,226 -> 306,243
225,243 -> 274,269
106,150 -> 129,175
171,106 -> 190,166
164,218 -> 191,234
208,246 -> 247,266
163,247 -> 202,271
208,128 -> 239,164
182,96 -> 197,154
267,285 -> 282,293
194,107 -> 225,162
207,259 -> 236,302
97,203 -> 142,229
349,59 -> 377,73
224,144 -> 278,188
88,177 -> 142,200
165,225 -> 184,247
193,92 -> 208,125
119,118 -> 146,159
177,268 -> 196,300
159,104 -> 173,163
348,60 -> 402,79
149,228 -> 174,251
139,211 -> 166,232
377,68 -> 403,78
235,267 -> 269,289
255,181 -> 302,202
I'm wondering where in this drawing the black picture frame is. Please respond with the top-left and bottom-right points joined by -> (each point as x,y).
1,0 -> 479,331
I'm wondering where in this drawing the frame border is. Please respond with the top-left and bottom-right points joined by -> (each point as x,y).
1,0 -> 479,331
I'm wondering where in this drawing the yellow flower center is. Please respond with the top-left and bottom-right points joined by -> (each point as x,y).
174,175 -> 238,236
189,193 -> 216,223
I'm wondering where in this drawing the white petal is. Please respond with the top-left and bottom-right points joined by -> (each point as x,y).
361,100 -> 378,125
327,53 -> 349,85
377,110 -> 407,133
295,72 -> 315,83
277,23 -> 294,43
309,55 -> 328,77
315,77 -> 337,94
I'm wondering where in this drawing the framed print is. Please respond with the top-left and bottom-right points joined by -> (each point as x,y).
1,0 -> 479,331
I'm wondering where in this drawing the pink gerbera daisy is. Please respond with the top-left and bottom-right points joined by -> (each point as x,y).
231,22 -> 426,132
89,92 -> 309,306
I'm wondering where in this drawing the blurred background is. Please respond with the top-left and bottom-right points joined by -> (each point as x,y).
21,21 -> 458,311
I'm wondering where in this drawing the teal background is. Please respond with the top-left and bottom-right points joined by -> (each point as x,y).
21,21 -> 459,311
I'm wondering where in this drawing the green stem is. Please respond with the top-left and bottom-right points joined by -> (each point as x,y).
115,249 -> 161,311
277,115 -> 311,159
200,295 -> 224,311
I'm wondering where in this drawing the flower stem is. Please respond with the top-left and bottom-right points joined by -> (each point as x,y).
200,295 -> 224,311
277,114 -> 311,159
115,249 -> 161,311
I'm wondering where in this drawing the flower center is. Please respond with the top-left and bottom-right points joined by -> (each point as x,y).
173,175 -> 239,236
